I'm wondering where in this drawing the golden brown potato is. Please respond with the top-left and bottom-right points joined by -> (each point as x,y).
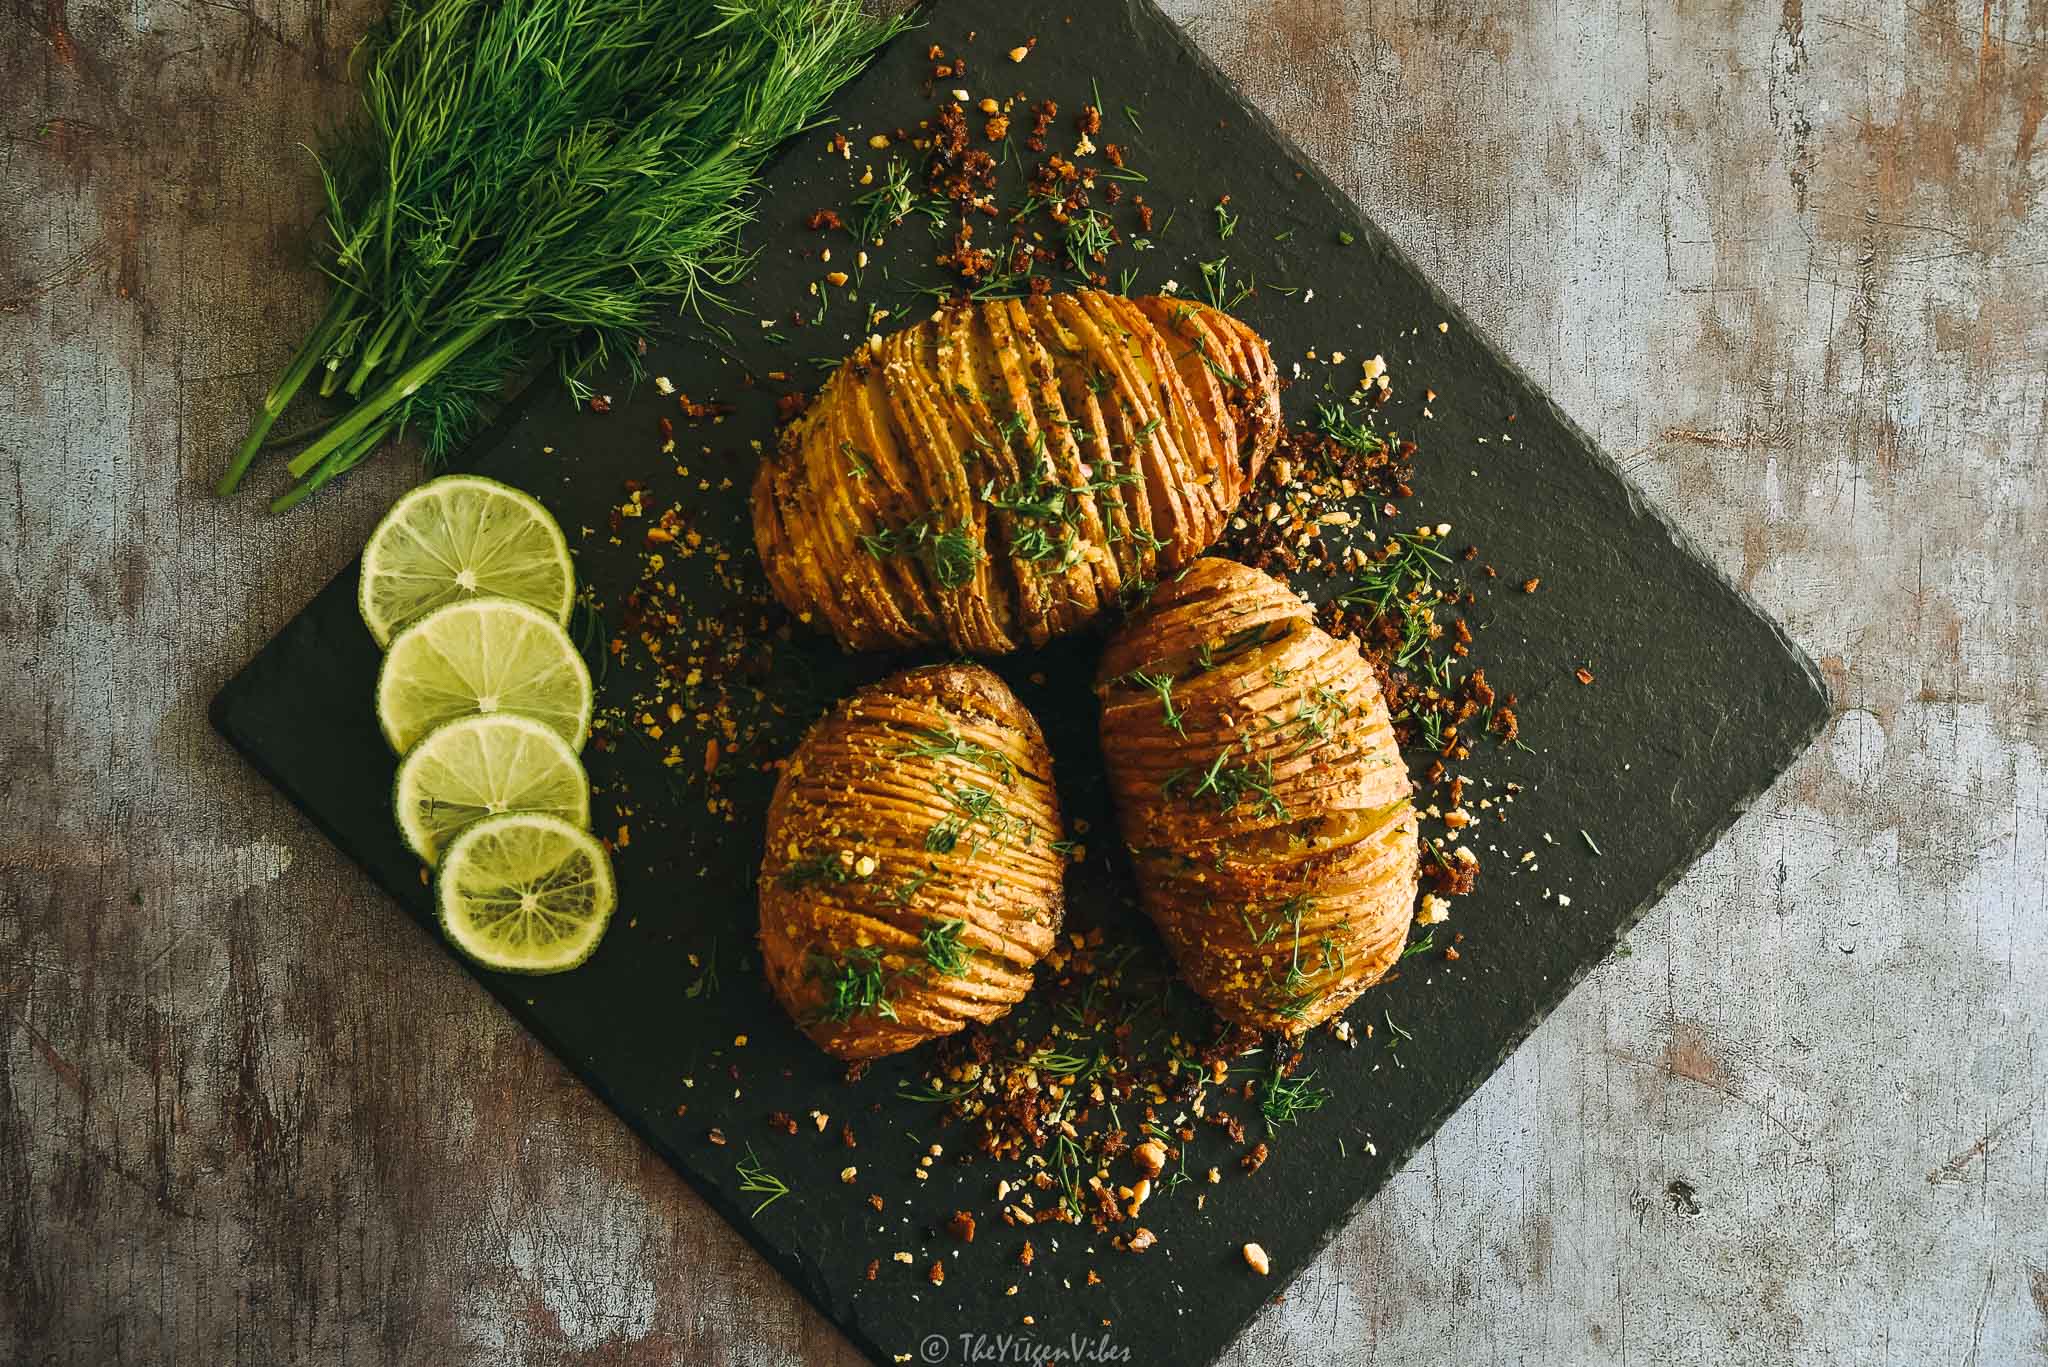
1095,558 -> 1418,1034
758,664 -> 1067,1059
752,291 -> 1281,654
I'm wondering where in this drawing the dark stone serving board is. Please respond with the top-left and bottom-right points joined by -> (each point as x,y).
212,2 -> 1830,1362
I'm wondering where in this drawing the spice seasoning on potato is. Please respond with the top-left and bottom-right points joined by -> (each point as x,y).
752,290 -> 1282,654
758,664 -> 1066,1059
1095,558 -> 1418,1033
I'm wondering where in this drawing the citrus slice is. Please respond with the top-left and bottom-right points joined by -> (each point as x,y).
376,597 -> 593,754
358,474 -> 574,648
435,812 -> 616,974
394,713 -> 591,865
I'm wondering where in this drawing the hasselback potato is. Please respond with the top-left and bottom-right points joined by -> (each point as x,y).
753,290 -> 1281,654
1095,558 -> 1418,1034
758,663 -> 1067,1059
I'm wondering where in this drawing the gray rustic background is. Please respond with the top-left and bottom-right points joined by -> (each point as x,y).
4,0 -> 2044,1362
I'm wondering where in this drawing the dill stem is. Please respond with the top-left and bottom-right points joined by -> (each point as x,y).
257,413 -> 341,450
342,308 -> 407,397
286,316 -> 499,480
216,284 -> 358,494
375,313 -> 426,385
271,414 -> 397,513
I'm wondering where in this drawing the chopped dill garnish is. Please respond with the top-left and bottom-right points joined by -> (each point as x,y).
925,782 -> 1027,854
884,864 -> 937,907
897,1075 -> 981,1104
920,918 -> 971,976
1196,256 -> 1252,312
569,599 -> 609,686
1213,202 -> 1239,239
1334,535 -> 1451,623
1259,1061 -> 1329,1131
1315,399 -> 1386,454
683,936 -> 720,999
1581,829 -> 1604,856
1063,208 -> 1116,277
1242,892 -> 1310,948
981,456 -> 1137,566
858,513 -> 985,589
1030,1048 -> 1105,1081
1122,669 -> 1186,735
777,848 -> 865,891
1164,750 -> 1287,821
852,155 -> 946,246
1189,622 -> 1283,674
1383,1009 -> 1413,1068
807,945 -> 896,1023
840,440 -> 871,478
734,1145 -> 790,1217
1401,928 -> 1437,959
890,724 -> 1016,785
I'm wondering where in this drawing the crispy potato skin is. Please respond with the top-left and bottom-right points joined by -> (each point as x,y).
1095,558 -> 1418,1034
758,664 -> 1067,1060
753,291 -> 1281,654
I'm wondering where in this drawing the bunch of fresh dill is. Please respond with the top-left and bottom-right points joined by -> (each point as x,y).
218,0 -> 905,512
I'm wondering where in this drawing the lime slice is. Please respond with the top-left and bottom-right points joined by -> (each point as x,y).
435,812 -> 615,974
394,713 -> 592,865
358,474 -> 574,649
376,597 -> 593,754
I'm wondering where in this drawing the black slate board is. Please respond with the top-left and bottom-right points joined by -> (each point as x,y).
212,2 -> 1830,1362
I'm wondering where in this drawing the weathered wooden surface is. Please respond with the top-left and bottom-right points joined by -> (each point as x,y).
3,0 -> 2044,1362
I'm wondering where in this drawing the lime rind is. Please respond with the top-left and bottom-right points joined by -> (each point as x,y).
375,597 -> 593,754
358,474 -> 574,649
393,713 -> 592,865
435,812 -> 616,974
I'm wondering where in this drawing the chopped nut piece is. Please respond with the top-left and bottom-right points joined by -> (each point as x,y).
1009,44 -> 1030,62
949,1210 -> 977,1243
1130,1139 -> 1167,1179
1243,1242 -> 1271,1275
1126,1227 -> 1157,1253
